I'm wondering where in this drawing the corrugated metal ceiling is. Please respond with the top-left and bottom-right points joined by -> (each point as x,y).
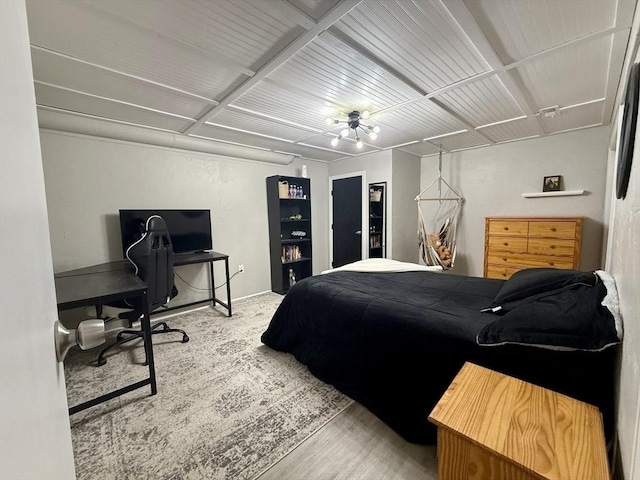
26,0 -> 637,162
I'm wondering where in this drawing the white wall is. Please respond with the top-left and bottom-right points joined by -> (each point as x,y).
40,131 -> 329,309
607,106 -> 640,480
0,1 -> 76,477
392,149 -> 420,263
420,126 -> 610,277
328,150 -> 392,182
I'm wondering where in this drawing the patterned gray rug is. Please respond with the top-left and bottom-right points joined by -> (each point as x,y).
64,292 -> 353,480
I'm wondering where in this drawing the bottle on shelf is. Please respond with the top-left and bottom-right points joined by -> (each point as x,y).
289,268 -> 296,287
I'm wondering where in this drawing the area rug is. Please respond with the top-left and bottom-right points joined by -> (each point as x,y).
64,292 -> 353,480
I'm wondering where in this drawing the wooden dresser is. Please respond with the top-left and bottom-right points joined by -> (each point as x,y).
428,362 -> 609,480
484,216 -> 583,279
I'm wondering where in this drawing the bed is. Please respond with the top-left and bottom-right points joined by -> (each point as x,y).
261,260 -> 622,444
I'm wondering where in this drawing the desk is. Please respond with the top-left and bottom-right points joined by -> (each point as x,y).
55,263 -> 157,415
62,251 -> 232,317
170,251 -> 232,317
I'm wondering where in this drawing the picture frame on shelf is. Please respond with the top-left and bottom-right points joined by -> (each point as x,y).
543,175 -> 562,192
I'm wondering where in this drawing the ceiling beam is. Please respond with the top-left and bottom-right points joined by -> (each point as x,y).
603,0 -> 640,124
281,26 -> 496,150
277,0 -> 317,30
426,98 -> 495,146
226,105 -> 323,134
30,45 -> 218,104
375,24 -> 629,120
428,0 -> 546,135
85,0 -> 254,77
183,0 -> 363,136
34,81 -> 197,122
326,27 -> 428,97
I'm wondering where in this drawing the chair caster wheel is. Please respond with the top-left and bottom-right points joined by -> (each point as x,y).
97,358 -> 107,367
182,335 -> 189,343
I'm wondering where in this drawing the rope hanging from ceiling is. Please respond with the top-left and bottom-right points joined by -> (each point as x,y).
415,147 -> 464,269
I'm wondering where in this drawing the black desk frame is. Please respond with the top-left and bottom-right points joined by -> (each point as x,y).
55,266 -> 157,415
162,251 -> 232,317
55,251 -> 230,414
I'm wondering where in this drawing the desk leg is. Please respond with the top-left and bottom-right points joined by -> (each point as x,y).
225,257 -> 232,317
68,290 -> 157,415
209,261 -> 215,310
141,291 -> 157,396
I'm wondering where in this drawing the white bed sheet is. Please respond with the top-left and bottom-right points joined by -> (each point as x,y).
321,258 -> 443,275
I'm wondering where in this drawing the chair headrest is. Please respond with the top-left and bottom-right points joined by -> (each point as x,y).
145,215 -> 168,233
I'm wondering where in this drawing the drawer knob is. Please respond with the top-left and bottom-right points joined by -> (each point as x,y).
503,257 -> 507,261
503,227 -> 509,230
551,227 -> 557,232
503,242 -> 508,246
550,245 -> 556,249
502,273 -> 507,277
548,262 -> 555,266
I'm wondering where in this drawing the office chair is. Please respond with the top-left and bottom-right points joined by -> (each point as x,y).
97,215 -> 189,366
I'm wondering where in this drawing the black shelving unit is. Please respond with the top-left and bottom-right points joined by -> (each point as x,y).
266,175 -> 312,294
369,182 -> 386,258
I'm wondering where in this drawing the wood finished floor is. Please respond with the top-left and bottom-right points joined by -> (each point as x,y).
256,402 -> 438,480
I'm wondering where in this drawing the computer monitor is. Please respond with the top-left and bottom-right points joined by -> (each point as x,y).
119,209 -> 212,256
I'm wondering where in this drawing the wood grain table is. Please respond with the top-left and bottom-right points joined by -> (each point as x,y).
428,362 -> 608,480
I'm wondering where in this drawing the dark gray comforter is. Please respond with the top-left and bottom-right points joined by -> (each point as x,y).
261,270 -> 616,443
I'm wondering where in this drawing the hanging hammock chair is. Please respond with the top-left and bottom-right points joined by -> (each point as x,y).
416,148 -> 464,269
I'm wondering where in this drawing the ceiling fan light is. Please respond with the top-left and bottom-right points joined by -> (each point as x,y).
326,117 -> 334,126
327,111 -> 381,147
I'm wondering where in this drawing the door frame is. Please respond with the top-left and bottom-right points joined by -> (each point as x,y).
328,171 -> 368,268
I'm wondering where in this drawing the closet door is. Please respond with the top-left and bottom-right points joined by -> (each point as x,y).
332,176 -> 362,268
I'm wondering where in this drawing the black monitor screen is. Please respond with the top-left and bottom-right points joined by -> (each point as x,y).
119,209 -> 212,256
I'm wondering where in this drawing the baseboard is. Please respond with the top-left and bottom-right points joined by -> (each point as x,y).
152,289 -> 275,321
233,290 -> 273,302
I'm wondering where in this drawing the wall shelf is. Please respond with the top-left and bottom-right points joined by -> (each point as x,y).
521,189 -> 585,198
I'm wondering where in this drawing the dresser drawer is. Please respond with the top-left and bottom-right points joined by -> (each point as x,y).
487,221 -> 528,236
486,265 -> 521,280
528,221 -> 577,239
486,236 -> 528,253
527,238 -> 576,256
484,217 -> 582,279
487,253 -> 575,269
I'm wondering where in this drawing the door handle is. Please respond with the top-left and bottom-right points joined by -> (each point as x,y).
355,230 -> 362,235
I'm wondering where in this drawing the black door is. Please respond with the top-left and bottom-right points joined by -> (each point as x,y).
332,176 -> 362,267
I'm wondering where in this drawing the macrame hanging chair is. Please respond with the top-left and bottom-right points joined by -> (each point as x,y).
416,147 -> 464,269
